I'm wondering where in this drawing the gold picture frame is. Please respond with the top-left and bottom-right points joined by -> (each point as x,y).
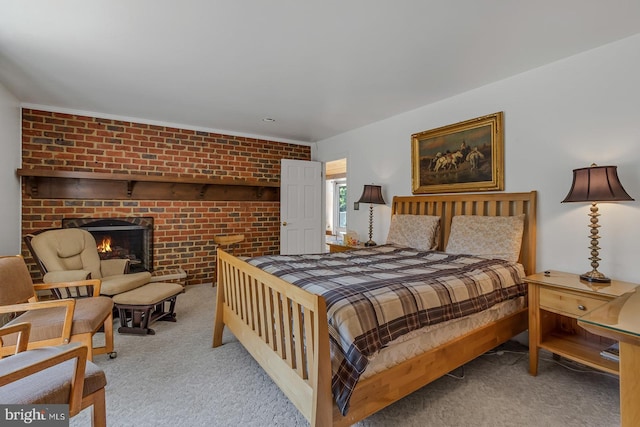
411,112 -> 504,194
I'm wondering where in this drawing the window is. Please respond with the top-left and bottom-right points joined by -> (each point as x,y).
333,179 -> 347,235
325,158 -> 347,242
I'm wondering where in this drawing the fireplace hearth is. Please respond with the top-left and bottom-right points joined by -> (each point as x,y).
62,217 -> 153,272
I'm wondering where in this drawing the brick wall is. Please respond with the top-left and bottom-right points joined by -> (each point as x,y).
21,109 -> 311,285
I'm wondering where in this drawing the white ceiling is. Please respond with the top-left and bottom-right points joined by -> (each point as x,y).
1,1 -> 640,143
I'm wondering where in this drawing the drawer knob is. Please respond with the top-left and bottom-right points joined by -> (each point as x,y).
577,304 -> 586,311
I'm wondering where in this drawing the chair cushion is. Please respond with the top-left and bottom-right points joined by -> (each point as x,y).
113,282 -> 183,305
30,229 -> 103,280
57,238 -> 85,259
43,270 -> 92,283
0,345 -> 106,404
3,297 -> 113,346
99,258 -> 129,277
99,271 -> 152,296
0,256 -> 35,305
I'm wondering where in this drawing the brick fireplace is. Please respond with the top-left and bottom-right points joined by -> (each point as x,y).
20,109 -> 311,285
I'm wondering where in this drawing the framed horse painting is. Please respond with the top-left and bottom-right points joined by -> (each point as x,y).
411,112 -> 504,194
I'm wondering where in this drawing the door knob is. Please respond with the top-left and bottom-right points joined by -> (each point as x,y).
282,222 -> 287,226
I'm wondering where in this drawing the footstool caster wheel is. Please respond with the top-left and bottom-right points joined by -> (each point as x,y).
109,351 -> 118,359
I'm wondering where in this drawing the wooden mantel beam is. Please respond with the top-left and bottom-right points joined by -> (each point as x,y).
17,168 -> 280,202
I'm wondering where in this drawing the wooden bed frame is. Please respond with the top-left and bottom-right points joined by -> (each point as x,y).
213,191 -> 537,426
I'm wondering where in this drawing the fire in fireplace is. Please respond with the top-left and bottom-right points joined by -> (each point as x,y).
62,217 -> 153,273
97,236 -> 112,253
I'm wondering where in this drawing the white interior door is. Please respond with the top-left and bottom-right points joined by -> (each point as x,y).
280,159 -> 322,255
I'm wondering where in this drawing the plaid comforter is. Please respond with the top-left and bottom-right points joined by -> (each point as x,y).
247,245 -> 527,415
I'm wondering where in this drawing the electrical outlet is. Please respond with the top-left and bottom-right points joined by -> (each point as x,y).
354,202 -> 359,210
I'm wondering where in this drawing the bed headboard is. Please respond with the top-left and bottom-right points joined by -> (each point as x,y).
391,191 -> 537,275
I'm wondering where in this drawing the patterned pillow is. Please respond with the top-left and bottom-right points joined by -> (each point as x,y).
445,214 -> 525,262
386,215 -> 440,251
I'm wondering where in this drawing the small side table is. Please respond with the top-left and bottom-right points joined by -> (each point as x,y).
327,243 -> 365,253
579,289 -> 640,427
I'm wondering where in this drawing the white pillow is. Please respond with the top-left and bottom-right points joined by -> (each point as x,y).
386,214 -> 440,251
445,214 -> 525,262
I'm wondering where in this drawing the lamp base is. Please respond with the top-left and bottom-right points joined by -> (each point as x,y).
364,240 -> 377,247
580,271 -> 611,283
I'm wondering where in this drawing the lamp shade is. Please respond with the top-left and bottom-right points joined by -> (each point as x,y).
357,185 -> 386,205
562,165 -> 634,203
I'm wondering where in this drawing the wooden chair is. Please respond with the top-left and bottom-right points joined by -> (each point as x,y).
0,322 -> 107,427
0,255 -> 115,361
213,234 -> 245,286
213,234 -> 245,254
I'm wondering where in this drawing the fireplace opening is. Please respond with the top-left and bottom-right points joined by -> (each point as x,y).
62,217 -> 153,273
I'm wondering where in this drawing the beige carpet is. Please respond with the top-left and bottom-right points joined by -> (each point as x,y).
71,284 -> 620,426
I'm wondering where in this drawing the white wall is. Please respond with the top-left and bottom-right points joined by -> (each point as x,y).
0,83 -> 21,255
316,34 -> 640,283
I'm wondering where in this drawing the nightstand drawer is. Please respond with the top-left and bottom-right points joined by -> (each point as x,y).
327,243 -> 364,253
539,287 -> 609,318
328,244 -> 351,253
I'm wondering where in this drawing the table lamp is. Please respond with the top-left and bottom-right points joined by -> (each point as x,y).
562,164 -> 634,282
357,184 -> 386,246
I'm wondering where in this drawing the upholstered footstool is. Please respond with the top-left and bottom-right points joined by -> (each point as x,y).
112,282 -> 184,335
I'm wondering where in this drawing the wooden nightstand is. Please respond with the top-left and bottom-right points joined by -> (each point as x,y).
525,270 -> 638,376
327,243 -> 365,253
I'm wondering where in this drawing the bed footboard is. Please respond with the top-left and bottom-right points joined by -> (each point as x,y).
213,249 -> 333,425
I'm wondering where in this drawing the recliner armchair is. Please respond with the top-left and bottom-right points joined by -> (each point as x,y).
25,228 -> 151,297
